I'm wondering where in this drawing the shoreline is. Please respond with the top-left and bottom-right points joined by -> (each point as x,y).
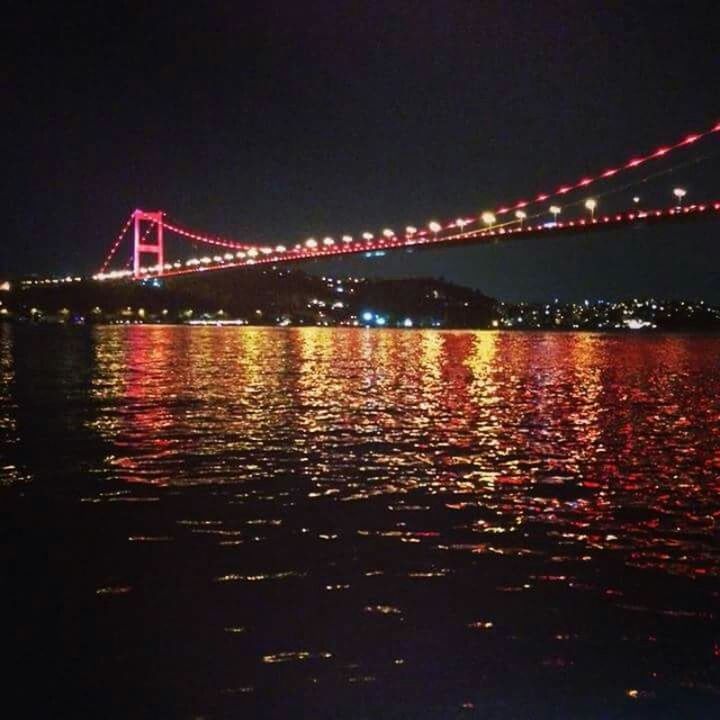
3,319 -> 720,334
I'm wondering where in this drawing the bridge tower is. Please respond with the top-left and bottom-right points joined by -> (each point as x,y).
132,210 -> 164,277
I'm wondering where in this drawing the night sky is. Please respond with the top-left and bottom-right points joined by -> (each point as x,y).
6,1 -> 719,301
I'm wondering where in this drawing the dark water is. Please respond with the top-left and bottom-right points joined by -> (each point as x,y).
2,325 -> 720,719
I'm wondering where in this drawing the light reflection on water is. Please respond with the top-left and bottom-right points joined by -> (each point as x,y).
2,325 -> 720,718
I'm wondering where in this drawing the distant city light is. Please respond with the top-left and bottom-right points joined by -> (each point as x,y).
428,221 -> 442,234
403,318 -> 413,327
362,311 -> 373,322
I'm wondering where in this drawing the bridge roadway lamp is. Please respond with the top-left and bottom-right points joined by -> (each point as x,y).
515,210 -> 527,228
428,220 -> 442,240
481,212 -> 496,229
549,205 -> 561,224
428,221 -> 442,239
673,187 -> 687,207
585,198 -> 597,220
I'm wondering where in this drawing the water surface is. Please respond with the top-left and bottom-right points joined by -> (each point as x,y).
2,325 -> 719,718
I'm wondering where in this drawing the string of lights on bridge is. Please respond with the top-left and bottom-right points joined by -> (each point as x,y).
82,201 -> 719,283
32,119 -> 720,284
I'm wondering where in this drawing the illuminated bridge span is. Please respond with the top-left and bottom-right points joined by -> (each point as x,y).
94,120 -> 720,281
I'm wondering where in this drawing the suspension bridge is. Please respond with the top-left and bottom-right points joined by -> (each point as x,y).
79,120 -> 720,283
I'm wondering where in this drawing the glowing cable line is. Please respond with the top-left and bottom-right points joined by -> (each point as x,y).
473,147 -> 720,230
99,214 -> 134,273
163,220 -> 255,250
493,119 -> 719,217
